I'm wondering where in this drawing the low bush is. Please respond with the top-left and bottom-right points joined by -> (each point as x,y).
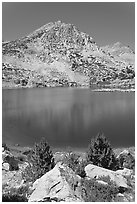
16,154 -> 27,163
2,185 -> 30,202
62,152 -> 79,171
22,162 -> 36,183
62,152 -> 86,178
2,194 -> 28,202
81,177 -> 119,202
75,160 -> 86,178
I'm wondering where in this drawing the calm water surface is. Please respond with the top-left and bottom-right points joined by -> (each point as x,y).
2,88 -> 135,149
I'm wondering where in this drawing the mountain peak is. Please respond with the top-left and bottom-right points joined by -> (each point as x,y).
20,21 -> 96,51
112,42 -> 123,48
2,21 -> 135,89
101,41 -> 134,55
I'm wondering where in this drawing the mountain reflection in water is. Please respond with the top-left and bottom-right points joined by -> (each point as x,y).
2,88 -> 135,149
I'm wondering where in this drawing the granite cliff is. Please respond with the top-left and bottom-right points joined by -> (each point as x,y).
2,21 -> 135,89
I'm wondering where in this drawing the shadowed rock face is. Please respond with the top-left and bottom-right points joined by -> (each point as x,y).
2,21 -> 135,88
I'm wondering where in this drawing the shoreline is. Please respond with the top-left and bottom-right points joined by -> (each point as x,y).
2,86 -> 135,92
3,144 -> 135,164
4,143 -> 135,156
92,88 -> 135,92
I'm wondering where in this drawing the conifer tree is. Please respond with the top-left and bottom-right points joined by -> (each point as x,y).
23,138 -> 55,182
87,133 -> 119,170
30,138 -> 55,178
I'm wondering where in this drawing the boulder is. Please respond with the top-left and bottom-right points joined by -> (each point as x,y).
96,180 -> 108,186
85,164 -> 128,189
2,163 -> 10,171
28,162 -> 83,202
117,150 -> 135,169
116,168 -> 133,178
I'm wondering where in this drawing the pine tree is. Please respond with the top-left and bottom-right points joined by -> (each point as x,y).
87,133 -> 119,171
23,138 -> 55,182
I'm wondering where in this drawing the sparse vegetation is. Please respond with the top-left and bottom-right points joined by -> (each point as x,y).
81,177 -> 119,202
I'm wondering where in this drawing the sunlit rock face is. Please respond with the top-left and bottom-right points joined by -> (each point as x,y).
85,164 -> 128,189
2,21 -> 135,88
28,162 -> 83,202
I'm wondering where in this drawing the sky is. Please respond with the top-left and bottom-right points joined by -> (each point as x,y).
2,2 -> 135,50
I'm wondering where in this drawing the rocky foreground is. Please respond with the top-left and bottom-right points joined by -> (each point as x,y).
2,21 -> 135,89
2,144 -> 135,202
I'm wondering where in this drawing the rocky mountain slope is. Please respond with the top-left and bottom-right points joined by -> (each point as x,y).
2,21 -> 135,89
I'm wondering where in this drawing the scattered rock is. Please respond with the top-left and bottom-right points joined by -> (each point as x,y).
85,164 -> 128,189
28,162 -> 83,202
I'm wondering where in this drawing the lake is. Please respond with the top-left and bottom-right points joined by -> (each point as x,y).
2,88 -> 135,150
